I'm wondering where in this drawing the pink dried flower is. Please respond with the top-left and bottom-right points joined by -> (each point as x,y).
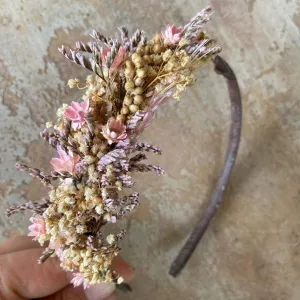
64,100 -> 89,129
102,119 -> 127,144
101,46 -> 128,73
136,91 -> 173,134
101,49 -> 110,63
49,239 -> 62,251
128,91 -> 173,141
162,25 -> 183,45
28,215 -> 46,241
71,273 -> 90,289
48,239 -> 65,260
50,148 -> 80,174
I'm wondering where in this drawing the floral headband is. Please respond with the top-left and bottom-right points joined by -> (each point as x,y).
7,6 -> 242,289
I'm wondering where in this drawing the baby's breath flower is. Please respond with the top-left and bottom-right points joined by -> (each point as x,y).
56,104 -> 68,118
88,165 -> 99,182
76,225 -> 86,234
46,121 -> 54,128
86,75 -> 94,85
68,78 -> 80,88
95,204 -> 104,215
65,196 -> 75,205
162,49 -> 173,61
84,186 -> 95,201
106,234 -> 115,245
103,213 -> 112,222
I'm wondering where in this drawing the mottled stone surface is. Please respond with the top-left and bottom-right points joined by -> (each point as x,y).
1,0 -> 300,299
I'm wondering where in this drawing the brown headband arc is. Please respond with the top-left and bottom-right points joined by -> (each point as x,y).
170,55 -> 242,277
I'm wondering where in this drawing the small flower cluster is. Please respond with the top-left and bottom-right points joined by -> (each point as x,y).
8,7 -> 221,287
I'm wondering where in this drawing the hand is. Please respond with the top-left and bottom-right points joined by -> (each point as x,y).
0,235 -> 134,300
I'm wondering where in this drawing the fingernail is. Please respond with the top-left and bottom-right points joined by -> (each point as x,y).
84,282 -> 116,300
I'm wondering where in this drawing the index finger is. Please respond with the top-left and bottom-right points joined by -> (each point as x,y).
0,247 -> 71,299
0,235 -> 41,255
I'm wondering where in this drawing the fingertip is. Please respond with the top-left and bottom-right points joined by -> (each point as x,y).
84,283 -> 116,300
0,248 -> 70,298
0,235 -> 41,255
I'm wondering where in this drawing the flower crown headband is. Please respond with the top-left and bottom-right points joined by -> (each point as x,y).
7,6 -> 242,288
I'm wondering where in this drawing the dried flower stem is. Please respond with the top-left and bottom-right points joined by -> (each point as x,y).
134,142 -> 162,155
129,163 -> 164,175
38,248 -> 55,264
85,115 -> 95,149
90,30 -> 114,47
169,56 -> 242,277
15,163 -> 53,187
6,199 -> 50,217
129,153 -> 147,164
41,129 -> 83,158
58,46 -> 106,81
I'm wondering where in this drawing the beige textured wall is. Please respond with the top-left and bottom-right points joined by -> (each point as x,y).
1,0 -> 300,299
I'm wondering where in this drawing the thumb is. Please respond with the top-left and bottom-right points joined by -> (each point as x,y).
84,283 -> 116,300
42,283 -> 116,300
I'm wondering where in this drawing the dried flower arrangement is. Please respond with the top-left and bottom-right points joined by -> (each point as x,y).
7,6 -> 242,288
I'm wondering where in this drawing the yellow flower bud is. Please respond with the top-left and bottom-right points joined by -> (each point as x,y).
134,60 -> 144,69
134,95 -> 144,105
136,68 -> 147,78
136,46 -> 145,55
162,49 -> 172,61
147,67 -> 157,77
124,95 -> 133,106
153,55 -> 163,65
121,107 -> 129,115
143,55 -> 151,64
134,77 -> 145,86
125,68 -> 135,79
131,53 -> 142,62
153,43 -> 162,54
133,87 -> 143,95
125,60 -> 135,69
153,33 -> 161,44
117,114 -> 126,122
129,104 -> 139,113
125,81 -> 134,91
144,45 -> 151,54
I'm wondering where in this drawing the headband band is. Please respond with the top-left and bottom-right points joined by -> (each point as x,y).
170,55 -> 242,276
